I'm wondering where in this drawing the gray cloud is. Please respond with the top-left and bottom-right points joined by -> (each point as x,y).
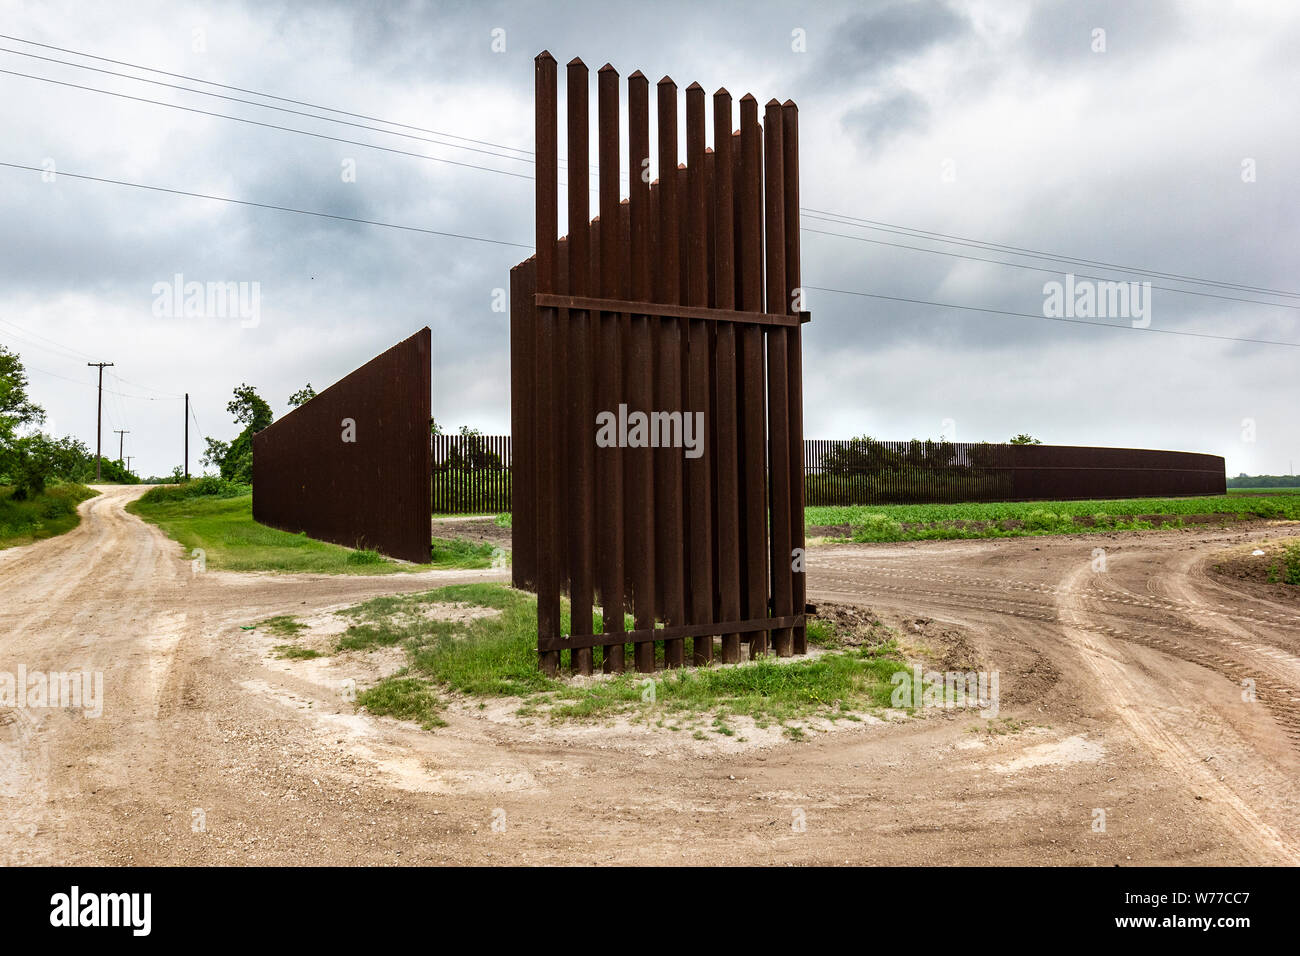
841,89 -> 930,150
1,0 -> 1296,478
819,0 -> 969,84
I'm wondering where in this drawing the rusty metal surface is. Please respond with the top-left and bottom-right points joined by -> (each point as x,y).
252,328 -> 431,563
803,439 -> 1226,505
513,52 -> 809,672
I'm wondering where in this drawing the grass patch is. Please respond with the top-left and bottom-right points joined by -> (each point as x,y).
258,615 -> 305,637
1267,543 -> 1300,586
356,674 -> 446,729
339,583 -> 911,736
807,494 -> 1300,542
0,483 -> 98,549
430,536 -> 499,567
274,645 -> 322,659
128,481 -> 496,573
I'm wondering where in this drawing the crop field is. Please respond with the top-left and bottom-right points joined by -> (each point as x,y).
805,493 -> 1300,542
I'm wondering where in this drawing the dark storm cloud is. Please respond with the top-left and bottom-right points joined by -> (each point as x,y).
819,0 -> 968,85
840,89 -> 930,150
1,0 -> 1297,477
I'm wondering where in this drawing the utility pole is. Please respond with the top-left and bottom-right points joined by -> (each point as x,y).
125,455 -> 134,475
87,361 -> 114,480
184,392 -> 189,479
114,429 -> 129,465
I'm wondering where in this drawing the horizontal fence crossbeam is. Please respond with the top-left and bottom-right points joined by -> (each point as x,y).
537,614 -> 807,652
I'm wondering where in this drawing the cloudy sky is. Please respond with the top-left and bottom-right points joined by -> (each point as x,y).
1,0 -> 1296,478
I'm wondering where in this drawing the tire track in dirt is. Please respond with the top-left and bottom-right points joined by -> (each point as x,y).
809,529 -> 1300,864
1056,561 -> 1300,865
6,491 -> 1298,865
0,485 -> 513,865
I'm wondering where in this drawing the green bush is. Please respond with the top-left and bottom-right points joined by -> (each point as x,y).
0,483 -> 97,547
1024,509 -> 1060,531
136,477 -> 251,504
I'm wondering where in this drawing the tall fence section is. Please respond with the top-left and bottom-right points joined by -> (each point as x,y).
430,437 -> 1225,514
431,433 -> 511,513
253,328 -> 433,563
802,439 -> 1226,505
510,51 -> 810,675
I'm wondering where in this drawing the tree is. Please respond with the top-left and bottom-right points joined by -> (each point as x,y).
0,345 -> 45,448
430,417 -> 443,436
201,437 -> 230,471
206,384 -> 273,483
1,346 -> 51,498
227,383 -> 273,430
441,425 -> 503,471
288,383 -> 317,408
1009,434 -> 1042,445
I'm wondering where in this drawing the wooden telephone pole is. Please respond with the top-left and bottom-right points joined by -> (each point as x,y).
114,429 -> 130,465
184,392 -> 189,479
87,361 -> 114,480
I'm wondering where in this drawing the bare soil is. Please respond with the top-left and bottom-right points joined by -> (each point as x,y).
431,515 -> 513,551
2,486 -> 1299,865
1206,539 -> 1300,608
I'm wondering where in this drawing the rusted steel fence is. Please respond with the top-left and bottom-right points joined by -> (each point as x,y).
431,436 -> 1224,513
804,439 -> 1226,505
431,433 -> 511,513
511,52 -> 809,675
252,328 -> 432,563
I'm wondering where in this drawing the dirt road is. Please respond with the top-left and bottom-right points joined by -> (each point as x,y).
2,487 -> 1298,865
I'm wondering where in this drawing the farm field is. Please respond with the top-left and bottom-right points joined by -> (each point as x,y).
806,493 -> 1300,542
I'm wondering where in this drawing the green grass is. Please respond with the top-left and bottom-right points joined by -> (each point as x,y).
128,481 -> 498,573
805,494 -> 1300,542
1267,544 -> 1300,586
258,615 -> 305,637
273,644 -> 322,659
0,483 -> 98,549
430,536 -> 500,567
356,673 -> 447,728
1229,487 -> 1300,495
335,583 -> 911,736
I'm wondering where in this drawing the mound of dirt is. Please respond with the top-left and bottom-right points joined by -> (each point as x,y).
810,601 -> 891,648
430,517 -> 512,551
1207,541 -> 1300,607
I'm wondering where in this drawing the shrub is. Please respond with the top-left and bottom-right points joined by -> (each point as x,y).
1024,509 -> 1060,531
136,477 -> 251,504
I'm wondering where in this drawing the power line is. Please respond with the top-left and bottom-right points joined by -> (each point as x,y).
7,160 -> 1295,352
804,283 -> 1300,349
4,33 -> 1283,304
0,161 -> 533,249
0,33 -> 542,157
0,45 -> 542,167
0,34 -> 614,177
800,223 -> 1300,312
10,353 -> 187,401
802,208 -> 1300,300
0,68 -> 538,182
